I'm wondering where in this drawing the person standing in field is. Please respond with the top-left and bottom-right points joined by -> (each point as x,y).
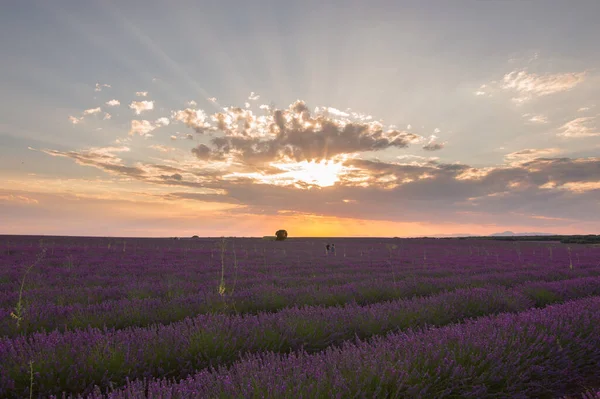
325,244 -> 330,255
331,244 -> 336,255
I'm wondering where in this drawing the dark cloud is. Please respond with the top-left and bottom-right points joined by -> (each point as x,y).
173,100 -> 426,165
160,173 -> 183,181
40,139 -> 600,229
154,155 -> 600,227
191,144 -> 211,160
422,142 -> 445,151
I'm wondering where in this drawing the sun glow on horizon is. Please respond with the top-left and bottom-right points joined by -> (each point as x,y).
224,157 -> 354,188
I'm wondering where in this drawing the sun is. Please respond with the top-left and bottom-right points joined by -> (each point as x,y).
270,159 -> 347,187
225,157 -> 353,188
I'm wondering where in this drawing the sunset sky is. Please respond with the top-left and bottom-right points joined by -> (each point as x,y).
1,1 -> 599,237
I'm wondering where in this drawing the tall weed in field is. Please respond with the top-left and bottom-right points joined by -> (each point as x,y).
10,248 -> 47,330
568,246 -> 574,270
213,238 -> 241,313
217,238 -> 227,296
28,360 -> 34,399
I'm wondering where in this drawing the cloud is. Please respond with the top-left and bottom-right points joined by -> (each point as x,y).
103,113 -> 112,120
136,91 -> 149,97
169,132 -> 194,141
129,117 -> 171,136
522,113 -> 548,124
422,135 -> 445,151
172,108 -> 210,133
504,148 -> 561,165
187,100 -> 197,107
105,99 -> 120,107
557,181 -> 600,193
172,100 -> 425,167
248,92 -> 260,101
558,117 -> 600,138
68,116 -> 82,124
155,117 -> 170,127
129,120 -> 156,137
129,100 -> 154,115
95,83 -> 111,92
39,135 -> 600,228
42,146 -> 146,178
208,97 -> 217,103
149,145 -> 175,153
502,69 -> 586,103
422,142 -> 445,151
83,107 -> 102,116
477,69 -> 586,103
191,144 -> 211,160
0,194 -> 39,205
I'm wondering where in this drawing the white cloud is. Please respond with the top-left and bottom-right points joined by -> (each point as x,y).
558,117 -> 600,138
83,107 -> 102,116
103,113 -> 112,120
155,117 -> 170,127
172,108 -> 210,133
149,144 -> 174,153
245,102 -> 251,109
95,83 -> 111,92
326,107 -> 350,117
129,100 -> 154,115
136,91 -> 149,97
248,92 -> 260,101
106,99 -> 120,107
208,97 -> 217,103
129,120 -> 156,137
129,117 -> 169,137
522,113 -> 548,124
188,100 -> 197,107
68,116 -> 82,124
502,69 -> 585,103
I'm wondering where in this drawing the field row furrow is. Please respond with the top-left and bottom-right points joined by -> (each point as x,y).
80,296 -> 600,399
2,276 -> 600,397
1,266 -> 598,336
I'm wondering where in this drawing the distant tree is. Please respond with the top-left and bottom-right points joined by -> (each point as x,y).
192,235 -> 200,239
275,230 -> 288,241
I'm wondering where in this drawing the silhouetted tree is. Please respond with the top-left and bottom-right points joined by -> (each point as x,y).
275,230 -> 288,241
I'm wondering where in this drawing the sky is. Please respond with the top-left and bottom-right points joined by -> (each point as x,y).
1,0 -> 599,237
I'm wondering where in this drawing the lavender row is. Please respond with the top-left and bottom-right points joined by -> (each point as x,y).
2,243 -> 596,309
3,239 -> 594,290
86,296 -> 600,399
2,276 -> 600,397
2,266 -> 599,337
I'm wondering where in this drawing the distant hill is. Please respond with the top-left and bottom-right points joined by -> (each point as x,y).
490,231 -> 556,237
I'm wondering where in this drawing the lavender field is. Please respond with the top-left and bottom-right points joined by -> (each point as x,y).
1,236 -> 600,398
